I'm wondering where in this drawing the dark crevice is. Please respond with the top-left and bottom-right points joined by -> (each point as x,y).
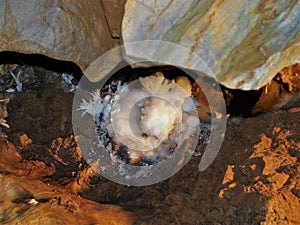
223,87 -> 263,117
0,51 -> 83,80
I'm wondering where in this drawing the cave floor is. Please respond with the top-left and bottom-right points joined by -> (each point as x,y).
0,64 -> 299,225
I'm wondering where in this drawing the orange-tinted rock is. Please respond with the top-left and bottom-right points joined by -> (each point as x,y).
0,137 -> 55,178
0,174 -> 135,225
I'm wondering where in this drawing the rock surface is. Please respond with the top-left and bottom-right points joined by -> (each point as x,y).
0,0 -> 125,71
251,63 -> 300,114
0,137 -> 135,225
122,0 -> 300,90
0,1 -> 299,90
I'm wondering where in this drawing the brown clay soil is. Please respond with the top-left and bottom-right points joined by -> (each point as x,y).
0,64 -> 299,225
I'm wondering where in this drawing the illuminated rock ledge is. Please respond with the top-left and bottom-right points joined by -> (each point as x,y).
122,0 -> 300,90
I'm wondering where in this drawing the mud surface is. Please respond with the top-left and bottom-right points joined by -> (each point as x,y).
0,64 -> 299,224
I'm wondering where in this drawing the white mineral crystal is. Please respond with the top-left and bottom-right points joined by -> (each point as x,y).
8,68 -> 23,92
139,97 -> 177,141
27,198 -> 39,206
78,75 -> 199,164
0,118 -> 9,128
60,73 -> 78,92
0,98 -> 10,129
78,89 -> 104,125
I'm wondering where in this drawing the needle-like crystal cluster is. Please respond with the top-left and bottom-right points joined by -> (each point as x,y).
78,75 -> 200,165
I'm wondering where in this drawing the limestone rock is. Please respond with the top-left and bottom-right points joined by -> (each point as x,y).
122,0 -> 300,90
101,0 -> 126,39
0,0 -> 124,71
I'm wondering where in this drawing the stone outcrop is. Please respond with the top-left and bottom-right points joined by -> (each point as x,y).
0,0 -> 299,90
0,0 -> 125,71
122,0 -> 300,90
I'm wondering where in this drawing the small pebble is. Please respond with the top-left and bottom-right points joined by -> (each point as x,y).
27,198 -> 39,205
288,107 -> 300,113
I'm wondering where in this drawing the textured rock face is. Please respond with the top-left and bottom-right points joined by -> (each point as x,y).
122,0 -> 300,90
0,0 -> 124,71
0,137 -> 135,225
1,1 -> 298,90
